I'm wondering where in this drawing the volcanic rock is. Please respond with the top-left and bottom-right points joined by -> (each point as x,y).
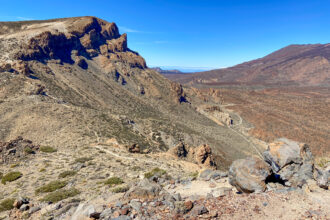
229,157 -> 271,193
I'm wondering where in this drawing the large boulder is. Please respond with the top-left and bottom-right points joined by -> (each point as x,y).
263,138 -> 314,187
229,157 -> 271,193
124,179 -> 162,200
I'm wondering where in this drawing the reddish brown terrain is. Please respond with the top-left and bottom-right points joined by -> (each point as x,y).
194,86 -> 330,157
165,44 -> 330,87
165,44 -> 330,158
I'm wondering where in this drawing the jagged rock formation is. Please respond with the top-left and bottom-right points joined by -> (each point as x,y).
229,139 -> 326,193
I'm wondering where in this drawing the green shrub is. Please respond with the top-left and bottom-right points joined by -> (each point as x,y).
40,146 -> 57,153
0,198 -> 15,212
144,168 -> 166,179
0,172 -> 2,179
189,171 -> 199,180
10,164 -> 19,168
39,168 -> 46,172
1,172 -> 23,184
111,185 -> 129,193
35,180 -> 67,194
24,147 -> 34,154
74,157 -> 93,163
104,177 -> 124,187
40,188 -> 80,203
58,171 -> 77,179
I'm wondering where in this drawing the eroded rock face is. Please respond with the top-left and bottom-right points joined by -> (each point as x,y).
5,16 -> 146,69
263,138 -> 314,187
168,143 -> 216,168
170,82 -> 188,103
194,144 -> 216,168
229,157 -> 271,193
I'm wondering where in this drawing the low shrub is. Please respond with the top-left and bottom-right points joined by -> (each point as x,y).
111,185 -> 129,193
0,198 -> 15,212
104,177 -> 124,187
40,188 -> 80,203
40,146 -> 57,153
144,168 -> 166,179
58,171 -> 77,179
74,157 -> 93,163
35,180 -> 67,194
1,172 -> 23,184
24,147 -> 34,154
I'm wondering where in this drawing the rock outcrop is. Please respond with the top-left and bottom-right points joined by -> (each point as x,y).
229,138 -> 327,193
229,157 -> 271,193
1,16 -> 146,71
263,138 -> 314,187
168,143 -> 216,169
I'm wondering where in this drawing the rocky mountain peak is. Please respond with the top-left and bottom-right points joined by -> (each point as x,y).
0,16 -> 146,73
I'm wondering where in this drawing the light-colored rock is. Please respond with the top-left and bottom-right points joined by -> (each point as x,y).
229,157 -> 271,193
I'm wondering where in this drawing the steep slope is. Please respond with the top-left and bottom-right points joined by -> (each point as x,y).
166,44 -> 330,87
0,16 -> 263,168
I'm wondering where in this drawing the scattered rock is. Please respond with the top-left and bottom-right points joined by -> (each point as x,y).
212,187 -> 232,197
191,204 -> 208,216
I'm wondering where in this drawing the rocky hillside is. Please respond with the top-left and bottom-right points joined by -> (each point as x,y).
166,44 -> 330,87
0,16 -> 329,220
0,16 -> 266,169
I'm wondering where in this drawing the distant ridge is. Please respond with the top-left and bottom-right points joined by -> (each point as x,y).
165,44 -> 330,87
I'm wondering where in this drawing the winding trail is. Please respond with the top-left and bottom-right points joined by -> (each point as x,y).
222,104 -> 264,159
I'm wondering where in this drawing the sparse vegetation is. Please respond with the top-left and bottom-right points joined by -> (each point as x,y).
35,180 -> 67,193
317,158 -> 330,168
144,168 -> 167,179
74,157 -> 93,163
40,188 -> 80,203
40,146 -> 57,153
189,171 -> 199,180
39,168 -> 46,172
0,198 -> 15,212
104,177 -> 124,187
111,185 -> 129,193
24,147 -> 34,154
58,171 -> 77,179
1,172 -> 23,184
10,163 -> 19,168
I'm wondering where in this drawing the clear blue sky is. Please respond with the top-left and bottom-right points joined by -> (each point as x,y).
1,0 -> 329,71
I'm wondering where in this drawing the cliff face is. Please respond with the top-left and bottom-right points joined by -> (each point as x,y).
0,16 -> 146,71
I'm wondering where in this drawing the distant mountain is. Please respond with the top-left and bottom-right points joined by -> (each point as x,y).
150,67 -> 182,74
166,44 -> 330,87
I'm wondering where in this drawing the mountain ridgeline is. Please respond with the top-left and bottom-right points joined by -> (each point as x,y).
165,44 -> 330,87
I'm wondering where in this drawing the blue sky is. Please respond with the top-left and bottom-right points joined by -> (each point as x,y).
1,0 -> 329,71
